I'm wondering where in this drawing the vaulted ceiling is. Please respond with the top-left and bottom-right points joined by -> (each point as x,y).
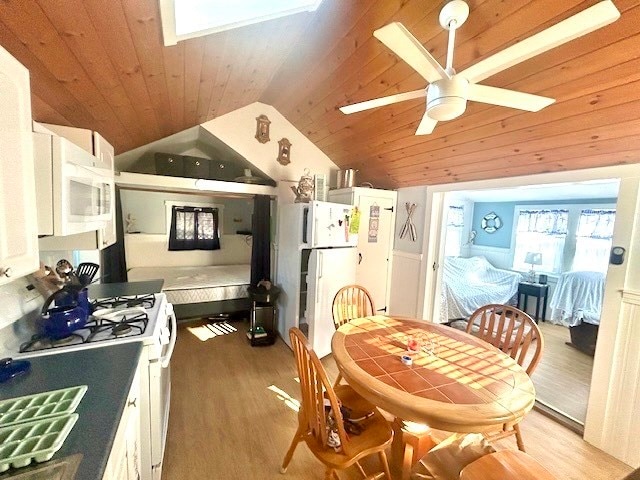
1,0 -> 639,189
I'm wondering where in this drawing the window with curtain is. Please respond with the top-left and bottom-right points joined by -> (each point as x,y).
445,205 -> 464,257
168,206 -> 220,251
512,209 -> 568,273
572,209 -> 615,272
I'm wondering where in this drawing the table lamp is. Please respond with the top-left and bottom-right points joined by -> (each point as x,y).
524,252 -> 542,283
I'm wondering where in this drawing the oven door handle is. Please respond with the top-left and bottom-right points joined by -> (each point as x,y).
160,303 -> 177,368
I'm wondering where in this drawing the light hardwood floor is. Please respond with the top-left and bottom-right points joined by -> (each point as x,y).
532,322 -> 594,424
162,321 -> 631,480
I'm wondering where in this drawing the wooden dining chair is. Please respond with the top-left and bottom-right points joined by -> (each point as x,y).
466,304 -> 544,451
332,285 -> 376,386
332,285 -> 376,328
459,450 -> 557,480
281,327 -> 393,480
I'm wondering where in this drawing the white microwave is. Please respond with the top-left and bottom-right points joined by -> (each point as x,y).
34,132 -> 114,236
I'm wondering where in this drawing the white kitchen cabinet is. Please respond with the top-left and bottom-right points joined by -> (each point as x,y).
94,131 -> 115,171
36,122 -> 93,155
0,46 -> 38,285
35,123 -> 114,171
94,132 -> 116,249
328,187 -> 397,313
104,358 -> 142,480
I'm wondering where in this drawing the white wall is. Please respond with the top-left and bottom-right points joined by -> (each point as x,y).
120,190 -> 253,234
393,186 -> 428,255
388,251 -> 422,318
468,244 -> 512,270
200,102 -> 338,204
0,278 -> 42,333
124,234 -> 251,268
584,176 -> 640,467
389,186 -> 428,318
120,190 -> 253,269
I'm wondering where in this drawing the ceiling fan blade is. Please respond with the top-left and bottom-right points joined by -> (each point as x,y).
340,89 -> 426,114
416,115 -> 438,135
374,22 -> 450,83
468,84 -> 555,112
460,1 -> 621,83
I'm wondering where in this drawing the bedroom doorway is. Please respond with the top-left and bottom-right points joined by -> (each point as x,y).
437,179 -> 620,428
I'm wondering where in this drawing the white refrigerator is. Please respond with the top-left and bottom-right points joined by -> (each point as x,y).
276,201 -> 358,358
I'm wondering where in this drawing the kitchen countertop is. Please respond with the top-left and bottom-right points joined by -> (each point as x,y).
88,279 -> 164,298
0,342 -> 142,480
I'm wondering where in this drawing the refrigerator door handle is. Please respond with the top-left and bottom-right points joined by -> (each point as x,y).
314,217 -> 318,246
316,251 -> 323,301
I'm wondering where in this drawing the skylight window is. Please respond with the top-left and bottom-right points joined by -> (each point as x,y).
159,0 -> 323,46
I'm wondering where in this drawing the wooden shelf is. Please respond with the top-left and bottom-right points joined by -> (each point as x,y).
115,171 -> 277,197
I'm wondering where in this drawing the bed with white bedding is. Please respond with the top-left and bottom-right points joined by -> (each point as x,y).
440,256 -> 522,323
548,270 -> 604,356
549,271 -> 605,327
127,264 -> 250,306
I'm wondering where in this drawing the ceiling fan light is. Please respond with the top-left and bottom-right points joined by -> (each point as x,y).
427,96 -> 467,121
426,76 -> 469,121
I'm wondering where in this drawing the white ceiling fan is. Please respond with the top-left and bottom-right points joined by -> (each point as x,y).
339,1 -> 621,135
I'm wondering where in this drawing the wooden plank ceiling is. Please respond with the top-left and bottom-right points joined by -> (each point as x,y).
1,0 -> 639,189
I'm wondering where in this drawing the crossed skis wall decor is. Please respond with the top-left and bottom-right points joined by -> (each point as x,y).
399,202 -> 417,241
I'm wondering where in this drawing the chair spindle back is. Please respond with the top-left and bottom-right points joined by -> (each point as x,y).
332,285 -> 376,329
289,327 -> 351,455
467,304 -> 543,375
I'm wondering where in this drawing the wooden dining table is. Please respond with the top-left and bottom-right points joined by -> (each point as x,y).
331,315 -> 536,477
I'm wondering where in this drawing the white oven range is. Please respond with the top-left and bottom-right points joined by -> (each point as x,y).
6,292 -> 177,480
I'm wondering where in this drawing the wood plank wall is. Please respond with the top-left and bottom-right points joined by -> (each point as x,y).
1,0 -> 639,188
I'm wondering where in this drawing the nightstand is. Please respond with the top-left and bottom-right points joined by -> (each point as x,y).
517,282 -> 549,323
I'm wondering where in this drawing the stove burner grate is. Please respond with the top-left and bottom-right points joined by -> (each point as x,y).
19,301 -> 152,353
86,311 -> 149,342
91,293 -> 155,311
19,333 -> 87,353
52,335 -> 77,346
112,323 -> 132,336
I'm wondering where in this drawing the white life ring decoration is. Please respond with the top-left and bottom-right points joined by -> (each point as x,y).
481,212 -> 502,233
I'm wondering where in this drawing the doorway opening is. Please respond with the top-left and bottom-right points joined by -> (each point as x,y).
436,178 -> 620,427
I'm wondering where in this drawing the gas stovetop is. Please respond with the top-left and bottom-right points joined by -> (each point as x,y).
18,293 -> 161,355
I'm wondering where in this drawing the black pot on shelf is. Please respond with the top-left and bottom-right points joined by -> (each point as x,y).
247,285 -> 281,304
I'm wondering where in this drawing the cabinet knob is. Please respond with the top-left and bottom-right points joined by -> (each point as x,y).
1,267 -> 12,278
